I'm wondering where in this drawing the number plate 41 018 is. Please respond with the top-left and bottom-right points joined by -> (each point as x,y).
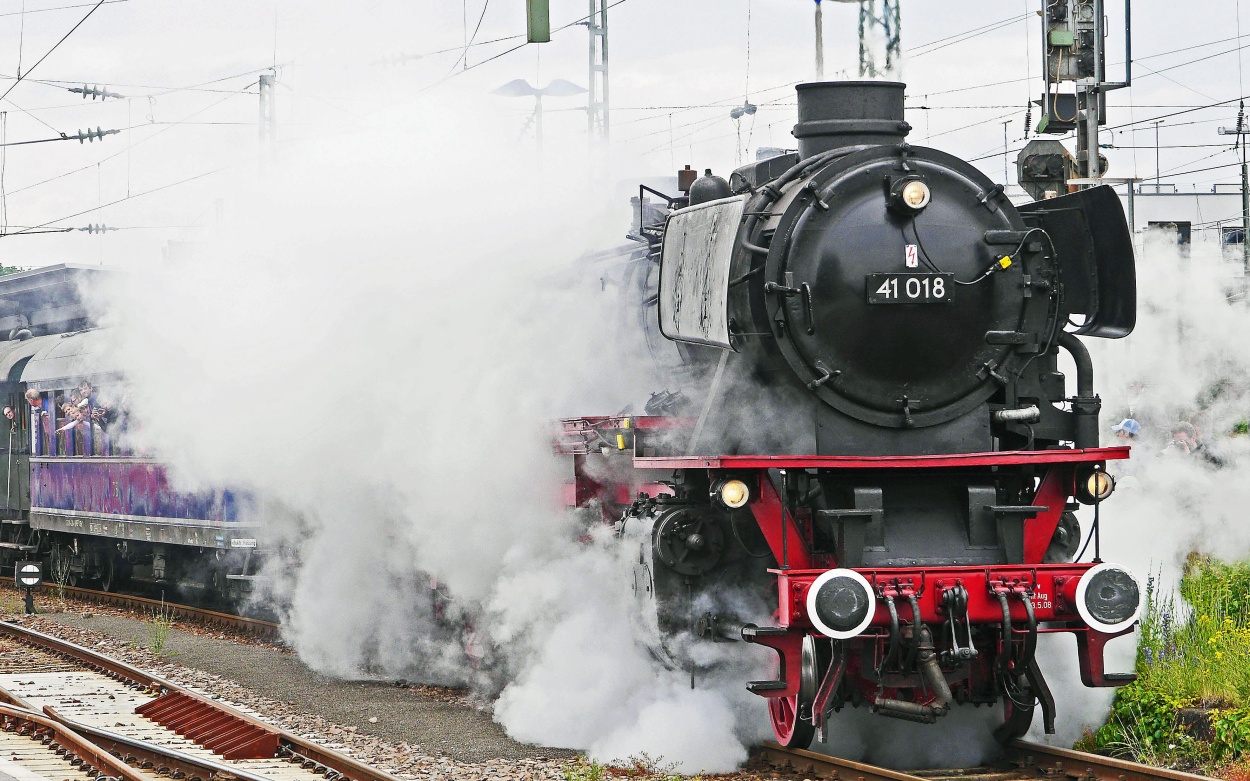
866,273 -> 953,304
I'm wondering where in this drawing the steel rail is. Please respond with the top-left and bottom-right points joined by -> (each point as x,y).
0,672 -> 276,781
758,742 -> 931,781
34,584 -> 280,638
0,621 -> 402,781
45,708 -> 284,781
759,740 -> 1215,781
0,701 -> 149,781
1003,740 -> 1215,781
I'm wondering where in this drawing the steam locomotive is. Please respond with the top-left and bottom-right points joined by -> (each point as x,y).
558,81 -> 1141,747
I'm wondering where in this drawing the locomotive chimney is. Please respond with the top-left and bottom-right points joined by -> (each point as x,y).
792,81 -> 911,160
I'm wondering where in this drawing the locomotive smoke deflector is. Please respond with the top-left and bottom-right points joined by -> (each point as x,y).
1017,185 -> 1137,339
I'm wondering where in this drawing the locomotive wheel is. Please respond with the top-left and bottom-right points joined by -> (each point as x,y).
97,553 -> 117,592
768,636 -> 818,749
768,693 -> 816,748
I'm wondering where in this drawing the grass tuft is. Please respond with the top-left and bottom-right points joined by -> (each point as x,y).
562,754 -> 703,781
1079,557 -> 1250,772
144,600 -> 177,656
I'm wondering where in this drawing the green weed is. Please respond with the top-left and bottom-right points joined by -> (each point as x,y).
562,753 -> 703,781
563,759 -> 605,781
1082,557 -> 1250,771
0,588 -> 22,615
145,601 -> 177,656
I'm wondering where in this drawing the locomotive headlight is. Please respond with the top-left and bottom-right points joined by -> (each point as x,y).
1076,468 -> 1116,504
888,177 -> 931,214
1075,563 -> 1142,633
1086,471 -> 1115,500
807,568 -> 876,639
716,479 -> 750,509
900,180 -> 931,210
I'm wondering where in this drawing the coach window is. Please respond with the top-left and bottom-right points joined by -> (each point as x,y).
1,394 -> 25,453
55,394 -> 70,456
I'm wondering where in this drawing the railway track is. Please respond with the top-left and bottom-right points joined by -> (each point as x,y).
0,621 -> 398,781
0,613 -> 1212,781
0,701 -> 149,781
757,740 -> 1214,781
33,584 -> 281,639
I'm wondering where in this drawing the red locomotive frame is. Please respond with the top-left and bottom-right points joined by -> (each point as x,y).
557,415 -> 1134,744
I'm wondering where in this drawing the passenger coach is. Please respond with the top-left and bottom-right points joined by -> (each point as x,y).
0,265 -> 261,597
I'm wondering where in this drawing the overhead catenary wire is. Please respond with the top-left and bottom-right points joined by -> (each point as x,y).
0,126 -> 119,146
4,84 -> 255,198
447,0 -> 491,75
0,0 -> 109,105
0,0 -> 124,18
419,0 -> 636,93
908,13 -> 1031,59
15,1 -> 26,80
0,164 -> 229,238
907,12 -> 1031,55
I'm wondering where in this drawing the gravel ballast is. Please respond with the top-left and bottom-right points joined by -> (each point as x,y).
4,605 -> 792,780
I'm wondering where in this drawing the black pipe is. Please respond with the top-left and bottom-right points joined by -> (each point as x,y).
1059,332 -> 1101,448
1124,0 -> 1132,87
738,148 -> 849,259
872,627 -> 951,723
1058,332 -> 1094,397
917,635 -> 954,712
903,594 -> 922,672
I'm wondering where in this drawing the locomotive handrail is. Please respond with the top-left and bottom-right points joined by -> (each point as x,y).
633,447 -> 1129,471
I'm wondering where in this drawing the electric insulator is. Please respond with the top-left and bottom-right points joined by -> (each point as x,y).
74,127 -> 121,143
1023,106 -> 1033,138
67,84 -> 124,100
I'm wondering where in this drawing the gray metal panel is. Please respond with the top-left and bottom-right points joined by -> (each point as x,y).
30,510 -> 259,549
19,329 -> 116,388
658,194 -> 748,349
0,335 -> 62,383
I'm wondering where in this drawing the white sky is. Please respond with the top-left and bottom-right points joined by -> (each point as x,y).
0,0 -> 1245,268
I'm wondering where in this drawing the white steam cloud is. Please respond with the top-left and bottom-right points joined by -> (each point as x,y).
87,93 -> 769,773
1031,234 -> 1250,745
85,72 -> 1250,774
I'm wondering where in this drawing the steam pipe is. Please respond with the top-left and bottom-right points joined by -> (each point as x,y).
1058,332 -> 1100,448
736,147 -> 856,263
993,405 -> 1041,423
872,627 -> 951,723
1058,332 -> 1094,397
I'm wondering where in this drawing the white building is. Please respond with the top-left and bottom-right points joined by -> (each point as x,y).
1116,183 -> 1245,249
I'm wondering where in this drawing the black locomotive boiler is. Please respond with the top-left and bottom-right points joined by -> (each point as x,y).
558,81 -> 1141,747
